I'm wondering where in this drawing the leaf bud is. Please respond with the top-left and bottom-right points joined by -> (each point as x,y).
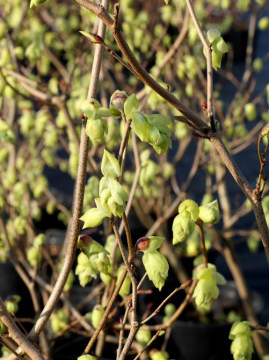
79,31 -> 104,44
135,237 -> 150,251
110,90 -> 128,111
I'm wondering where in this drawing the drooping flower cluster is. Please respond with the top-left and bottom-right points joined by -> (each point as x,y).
229,321 -> 254,360
75,235 -> 111,287
172,199 -> 220,245
124,94 -> 172,154
27,233 -> 45,267
80,150 -> 128,229
136,236 -> 169,291
206,28 -> 228,70
50,309 -> 69,335
193,263 -> 226,313
80,98 -> 108,145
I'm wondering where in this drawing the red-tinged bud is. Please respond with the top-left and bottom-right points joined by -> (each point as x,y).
110,90 -> 128,111
128,300 -> 132,308
180,279 -> 193,289
131,264 -> 139,279
202,101 -> 207,111
79,31 -> 104,44
135,237 -> 150,251
78,234 -> 93,247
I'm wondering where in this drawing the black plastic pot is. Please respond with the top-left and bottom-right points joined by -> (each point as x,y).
169,320 -> 232,360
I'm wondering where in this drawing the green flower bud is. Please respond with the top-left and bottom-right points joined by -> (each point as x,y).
5,295 -> 21,314
230,334 -> 254,360
86,118 -> 107,145
100,264 -> 113,286
0,320 -> 7,334
193,263 -> 226,313
101,150 -> 120,178
258,17 -> 269,31
163,162 -> 174,179
164,303 -> 176,317
91,304 -> 105,329
244,103 -> 257,121
207,28 -> 221,44
75,252 -> 97,287
27,246 -> 42,267
80,98 -> 101,120
117,265 -> 131,297
77,355 -> 96,360
33,234 -> 46,247
0,22 -> 7,39
253,58 -> 263,73
30,0 -> 47,8
110,90 -> 128,111
172,211 -> 195,245
149,349 -> 168,360
90,251 -> 111,275
142,250 -> 169,291
14,216 -> 27,235
198,200 -> 220,224
124,94 -> 139,120
178,199 -> 199,221
135,329 -> 152,346
229,321 -> 252,339
51,309 -> 69,334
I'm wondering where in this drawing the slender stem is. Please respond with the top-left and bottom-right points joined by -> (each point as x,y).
25,3 -> 106,343
185,0 -> 214,120
196,220 -> 208,268
0,298 -> 45,360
